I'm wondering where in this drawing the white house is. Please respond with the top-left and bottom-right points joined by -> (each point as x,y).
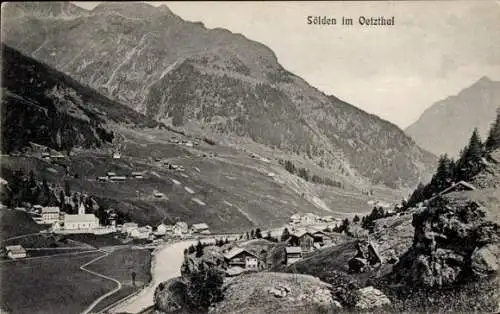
301,213 -> 318,225
130,227 -> 151,239
155,223 -> 172,236
122,222 -> 139,234
173,222 -> 188,235
290,213 -> 301,224
5,245 -> 27,259
41,206 -> 60,224
113,152 -> 121,159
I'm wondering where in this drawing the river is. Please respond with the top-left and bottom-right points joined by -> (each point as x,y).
110,239 -> 198,313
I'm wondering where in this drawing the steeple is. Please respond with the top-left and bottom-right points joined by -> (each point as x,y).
78,201 -> 86,215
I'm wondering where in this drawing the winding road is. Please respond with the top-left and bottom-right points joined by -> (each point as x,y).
80,251 -> 122,314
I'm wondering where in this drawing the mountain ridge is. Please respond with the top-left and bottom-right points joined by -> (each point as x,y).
2,1 -> 436,188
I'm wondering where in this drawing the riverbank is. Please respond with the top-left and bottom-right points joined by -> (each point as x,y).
110,240 -> 198,313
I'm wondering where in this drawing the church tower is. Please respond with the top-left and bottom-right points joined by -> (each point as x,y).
78,201 -> 86,215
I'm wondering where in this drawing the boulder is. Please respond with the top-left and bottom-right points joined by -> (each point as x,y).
354,286 -> 391,310
471,244 -> 500,278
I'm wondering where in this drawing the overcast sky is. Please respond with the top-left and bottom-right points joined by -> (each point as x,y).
73,1 -> 500,128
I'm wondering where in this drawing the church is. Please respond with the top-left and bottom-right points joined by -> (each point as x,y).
63,202 -> 100,230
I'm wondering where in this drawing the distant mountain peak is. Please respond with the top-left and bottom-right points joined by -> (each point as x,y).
406,77 -> 500,157
92,2 -> 174,19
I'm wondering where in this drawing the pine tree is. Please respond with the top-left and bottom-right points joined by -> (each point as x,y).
255,228 -> 262,239
281,227 -> 290,241
485,108 -> 500,151
353,215 -> 360,224
456,128 -> 484,181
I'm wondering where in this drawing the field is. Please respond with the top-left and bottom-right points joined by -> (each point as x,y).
85,247 -> 152,312
0,251 -> 115,314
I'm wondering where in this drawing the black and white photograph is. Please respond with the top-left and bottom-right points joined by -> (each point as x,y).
1,1 -> 499,313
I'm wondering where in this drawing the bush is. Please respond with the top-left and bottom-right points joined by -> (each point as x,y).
186,264 -> 224,310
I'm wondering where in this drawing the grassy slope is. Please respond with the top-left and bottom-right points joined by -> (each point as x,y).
0,210 -> 43,241
1,124 -> 399,233
86,247 -> 152,312
0,251 -> 113,314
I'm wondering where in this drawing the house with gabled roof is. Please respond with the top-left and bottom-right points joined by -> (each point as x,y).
5,245 -> 27,259
284,246 -> 302,265
224,247 -> 261,274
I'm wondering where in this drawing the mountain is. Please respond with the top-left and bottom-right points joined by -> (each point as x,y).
1,43 -> 160,153
1,1 -> 436,188
406,77 -> 500,157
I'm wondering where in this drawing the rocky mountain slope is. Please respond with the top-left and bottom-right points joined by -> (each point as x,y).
1,1 -> 436,188
406,77 -> 500,157
1,44 -> 160,154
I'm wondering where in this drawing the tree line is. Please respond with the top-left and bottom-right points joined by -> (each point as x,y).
282,159 -> 343,188
406,109 -> 500,208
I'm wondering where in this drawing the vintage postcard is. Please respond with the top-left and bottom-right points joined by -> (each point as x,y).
1,1 -> 499,313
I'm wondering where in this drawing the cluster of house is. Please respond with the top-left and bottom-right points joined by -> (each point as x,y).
96,171 -> 145,183
118,221 -> 210,240
284,229 -> 334,265
289,212 -> 341,226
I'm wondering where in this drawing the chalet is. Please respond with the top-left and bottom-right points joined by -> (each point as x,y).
185,141 -> 193,147
41,152 -> 51,160
310,231 -> 332,246
40,206 -> 60,224
190,223 -> 209,234
5,245 -> 27,259
289,231 -> 316,253
106,172 -> 117,177
97,176 -> 109,182
284,246 -> 303,265
109,176 -> 126,182
224,248 -> 261,273
173,222 -> 188,235
439,181 -> 476,196
112,152 -> 121,159
122,222 -> 139,234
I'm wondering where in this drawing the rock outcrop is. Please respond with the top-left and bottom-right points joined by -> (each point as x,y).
153,277 -> 189,313
348,240 -> 382,273
354,286 -> 391,310
392,195 -> 500,287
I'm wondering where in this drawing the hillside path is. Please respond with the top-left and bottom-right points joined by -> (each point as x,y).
80,251 -> 122,314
